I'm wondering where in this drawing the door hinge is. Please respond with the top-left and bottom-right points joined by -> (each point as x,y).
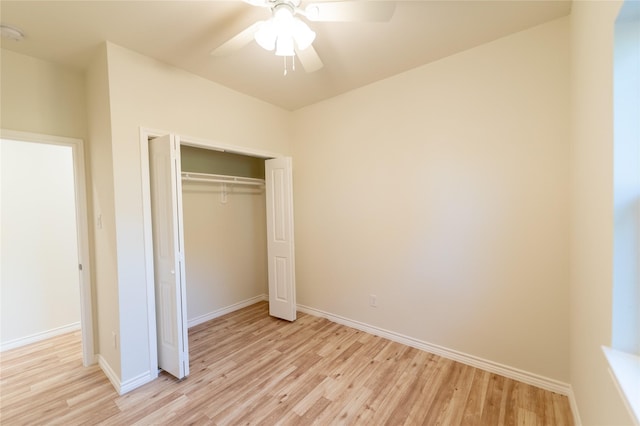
78,264 -> 83,271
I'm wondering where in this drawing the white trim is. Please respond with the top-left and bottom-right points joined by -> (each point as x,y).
98,354 -> 156,395
602,346 -> 640,425
0,322 -> 80,352
188,294 -> 268,328
98,354 -> 119,392
140,127 -> 283,159
139,127 -> 159,381
0,129 -> 95,367
120,371 -> 157,395
297,304 -> 572,396
568,386 -> 583,426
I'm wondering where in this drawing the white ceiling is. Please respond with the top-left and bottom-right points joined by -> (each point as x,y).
0,0 -> 571,110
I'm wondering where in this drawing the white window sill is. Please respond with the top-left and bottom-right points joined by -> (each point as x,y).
602,346 -> 640,425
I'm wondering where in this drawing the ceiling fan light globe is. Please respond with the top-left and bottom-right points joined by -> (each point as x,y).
255,20 -> 276,51
292,18 -> 315,50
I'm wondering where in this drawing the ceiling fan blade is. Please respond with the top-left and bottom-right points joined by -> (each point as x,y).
295,44 -> 324,73
211,21 -> 263,57
242,0 -> 271,7
304,1 -> 396,22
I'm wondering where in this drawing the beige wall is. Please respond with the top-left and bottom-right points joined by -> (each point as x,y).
569,1 -> 634,425
292,17 -> 571,382
0,49 -> 86,139
86,44 -> 120,375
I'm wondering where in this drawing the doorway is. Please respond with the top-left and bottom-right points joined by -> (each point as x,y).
0,129 -> 94,366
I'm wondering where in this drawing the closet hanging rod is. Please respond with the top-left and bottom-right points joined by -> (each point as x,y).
181,172 -> 265,187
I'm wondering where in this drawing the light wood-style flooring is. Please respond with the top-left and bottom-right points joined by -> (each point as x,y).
1,302 -> 573,425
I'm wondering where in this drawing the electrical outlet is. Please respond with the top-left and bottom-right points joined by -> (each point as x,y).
112,331 -> 117,349
369,294 -> 378,308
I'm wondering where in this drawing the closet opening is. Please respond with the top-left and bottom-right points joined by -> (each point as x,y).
179,145 -> 269,329
140,129 -> 296,382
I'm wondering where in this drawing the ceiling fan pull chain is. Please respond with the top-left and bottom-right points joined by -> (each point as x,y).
282,55 -> 296,76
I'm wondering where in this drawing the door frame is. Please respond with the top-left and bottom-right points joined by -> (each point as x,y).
139,127 -> 285,375
1,128 -> 95,366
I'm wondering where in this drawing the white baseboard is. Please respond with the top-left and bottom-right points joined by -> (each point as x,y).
297,304 -> 572,396
97,354 -> 121,393
98,354 -> 156,395
567,386 -> 583,426
120,370 -> 156,395
188,294 -> 267,328
1,322 -> 80,352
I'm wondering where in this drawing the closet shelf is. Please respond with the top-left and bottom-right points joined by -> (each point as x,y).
181,172 -> 265,187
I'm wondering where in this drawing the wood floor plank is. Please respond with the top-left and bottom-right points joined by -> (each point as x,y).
256,373 -> 327,425
460,367 -> 489,425
380,350 -> 438,425
420,358 -> 465,425
0,301 -> 574,425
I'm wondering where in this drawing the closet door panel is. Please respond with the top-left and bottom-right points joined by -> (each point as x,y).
149,134 -> 189,379
265,157 -> 297,321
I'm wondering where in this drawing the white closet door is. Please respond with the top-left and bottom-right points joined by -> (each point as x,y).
265,157 -> 297,321
148,134 -> 189,379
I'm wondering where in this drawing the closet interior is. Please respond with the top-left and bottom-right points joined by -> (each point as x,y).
179,145 -> 269,327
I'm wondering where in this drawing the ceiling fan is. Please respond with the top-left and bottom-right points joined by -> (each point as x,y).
211,0 -> 396,73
